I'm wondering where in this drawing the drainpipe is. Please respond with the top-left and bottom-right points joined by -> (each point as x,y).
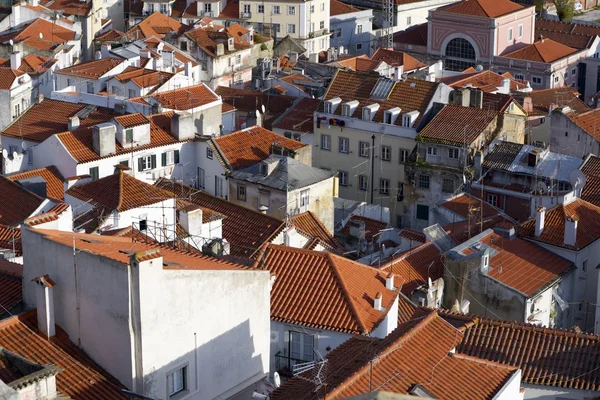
370,134 -> 375,204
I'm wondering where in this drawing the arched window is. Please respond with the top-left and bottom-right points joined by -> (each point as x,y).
444,38 -> 477,71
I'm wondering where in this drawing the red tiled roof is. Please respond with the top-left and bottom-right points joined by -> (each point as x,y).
330,0 -> 358,15
272,310 -> 517,400
0,19 -> 76,51
290,211 -> 342,252
95,28 -> 125,41
155,178 -> 285,257
581,154 -> 600,207
371,48 -> 427,71
564,107 -> 600,140
184,25 -> 251,58
3,99 -> 115,143
418,104 -> 497,145
520,87 -> 589,117
502,38 -> 578,63
218,0 -> 239,19
0,54 -> 56,75
254,244 -> 400,334
444,214 -> 512,243
113,67 -> 173,89
57,111 -> 183,163
337,55 -> 384,72
536,17 -> 600,37
56,58 -> 124,79
519,199 -> 600,249
440,193 -> 500,219
214,126 -> 307,170
25,203 -> 70,227
278,73 -> 314,93
324,70 -> 439,126
272,98 -> 320,134
440,0 -> 525,18
398,228 -> 426,243
6,166 -> 65,201
125,12 -> 188,40
0,227 -> 22,256
393,23 -> 427,47
41,0 -> 92,15
0,68 -> 25,90
0,259 -> 22,313
113,113 -> 150,128
147,83 -> 219,110
0,176 -> 44,227
379,242 -> 444,296
341,215 -> 388,242
438,70 -> 528,93
67,170 -> 172,212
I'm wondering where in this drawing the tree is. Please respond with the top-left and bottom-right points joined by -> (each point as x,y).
554,0 -> 575,22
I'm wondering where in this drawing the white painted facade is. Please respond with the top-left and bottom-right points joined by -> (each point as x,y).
550,108 -> 600,158
21,227 -> 271,400
522,383 -> 600,400
105,71 -> 193,99
55,61 -> 129,94
394,0 -> 459,32
0,71 -> 33,131
195,140 -> 229,198
330,7 -> 374,56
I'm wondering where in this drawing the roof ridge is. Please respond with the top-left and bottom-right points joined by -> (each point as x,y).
327,252 -> 369,334
449,352 -> 519,370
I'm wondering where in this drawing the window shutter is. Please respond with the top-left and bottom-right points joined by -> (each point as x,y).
174,150 -> 180,164
161,152 -> 167,167
151,154 -> 157,169
138,157 -> 143,172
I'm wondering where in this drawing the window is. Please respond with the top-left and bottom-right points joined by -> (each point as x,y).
518,24 -> 523,38
160,3 -> 167,13
582,259 -> 588,273
359,141 -> 369,157
67,78 -> 72,87
356,25 -> 362,34
215,176 -> 224,197
399,149 -> 409,163
259,189 -> 270,207
139,155 -> 155,171
300,189 -> 310,207
288,24 -> 296,34
407,16 -> 411,25
310,4 -> 314,12
87,82 -> 94,94
444,38 -> 476,71
273,5 -> 280,13
416,204 -> 429,220
554,75 -> 559,83
356,43 -> 362,51
487,194 -> 498,207
273,23 -> 281,33
442,178 -> 454,193
167,366 -> 187,397
401,115 -> 410,127
243,3 -> 251,13
258,4 -> 264,13
335,28 -> 342,37
13,103 -> 20,118
320,20 -> 325,29
564,71 -> 568,79
206,147 -> 213,159
514,73 -> 525,81
125,129 -> 133,144
89,166 -> 99,181
448,148 -> 459,159
508,28 -> 513,41
288,5 -> 295,14
237,184 -> 246,201
180,40 -> 187,51
320,2 -> 324,10
418,174 -> 430,189
111,85 -> 118,94
397,182 -> 404,201
162,150 -> 179,166
565,131 -> 568,137
321,134 -> 331,150
290,331 -> 314,362
379,179 -> 390,195
572,68 -> 577,76
27,148 -> 33,164
128,89 -> 136,98
339,170 -> 348,186
359,175 -> 368,191
427,147 -> 437,156
339,137 -> 349,153
204,3 -> 211,12
532,76 -> 542,85
311,22 -> 315,32
119,160 -> 129,167
381,145 -> 391,161
198,168 -> 205,189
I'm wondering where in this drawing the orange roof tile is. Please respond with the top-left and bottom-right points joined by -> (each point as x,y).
418,104 -> 498,145
0,68 -> 25,90
184,25 -> 251,58
272,98 -> 320,134
0,18 -> 76,51
502,38 -> 578,63
0,176 -> 44,227
95,28 -> 125,41
444,214 -> 512,243
517,87 -> 589,117
113,113 -> 150,128
440,0 -> 525,18
581,154 -> 600,207
564,107 -> 600,140
371,48 -> 427,71
148,83 -> 219,110
25,203 -> 70,226
519,199 -> 600,249
337,55 -> 384,72
125,12 -> 188,40
214,126 -> 307,170
273,310 -> 517,400
398,228 -> 426,243
0,259 -> 22,314
113,67 -> 173,89
341,215 -> 388,242
330,0 -> 358,15
290,211 -> 342,252
253,244 -> 400,334
0,54 -> 56,75
393,23 -> 428,47
155,178 -> 285,257
66,170 -> 172,213
0,311 -> 126,398
218,0 -> 239,19
41,0 -> 92,15
440,193 -> 500,219
0,226 -> 22,256
56,58 -> 124,79
438,70 -> 528,93
6,166 -> 65,201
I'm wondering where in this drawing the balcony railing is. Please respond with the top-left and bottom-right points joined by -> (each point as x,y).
239,11 -> 251,19
274,352 -> 311,377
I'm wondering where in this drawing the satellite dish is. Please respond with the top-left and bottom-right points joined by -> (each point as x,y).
273,372 -> 281,388
21,141 -> 27,151
1,149 -> 7,159
12,151 -> 17,159
536,181 -> 547,194
475,64 -> 484,72
569,169 -> 587,192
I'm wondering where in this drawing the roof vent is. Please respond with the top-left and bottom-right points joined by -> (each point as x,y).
374,292 -> 383,311
386,272 -> 395,290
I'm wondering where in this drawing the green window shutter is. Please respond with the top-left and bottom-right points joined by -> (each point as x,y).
151,154 -> 157,169
138,157 -> 143,172
174,150 -> 180,164
161,152 -> 167,167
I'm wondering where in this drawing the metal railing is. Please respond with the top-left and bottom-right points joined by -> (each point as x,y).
274,352 -> 311,377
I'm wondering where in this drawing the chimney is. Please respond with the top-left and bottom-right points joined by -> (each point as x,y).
470,88 -> 483,108
68,116 -> 80,131
10,51 -> 21,70
374,292 -> 383,311
500,78 -> 511,93
259,205 -> 268,214
460,88 -> 471,107
92,123 -> 117,157
216,43 -> 224,56
32,275 -> 56,338
170,111 -> 195,141
564,215 -> 578,247
386,272 -> 395,290
180,206 -> 203,237
535,207 -> 546,237
523,96 -> 533,113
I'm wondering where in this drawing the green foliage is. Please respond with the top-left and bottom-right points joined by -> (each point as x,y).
261,43 -> 268,51
554,0 -> 575,22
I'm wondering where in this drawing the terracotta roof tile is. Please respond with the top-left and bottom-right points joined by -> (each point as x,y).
336,55 -> 384,72
517,87 -> 589,116
371,48 -> 427,71
148,83 -> 219,110
155,178 -> 285,257
0,68 -> 25,90
113,67 -> 173,89
0,259 -> 22,313
330,0 -> 358,15
67,170 -> 172,213
398,228 -> 426,243
0,176 -> 44,227
125,12 -> 188,40
379,242 -> 444,296
254,244 -> 400,334
184,25 -> 251,58
392,23 -> 427,47
0,54 -> 56,75
481,141 -> 523,170
25,203 -> 70,226
0,227 -> 22,257
56,58 -> 124,79
564,108 -> 600,140
214,126 -> 307,170
581,154 -> 600,207
440,193 -> 500,219
41,0 -> 92,15
418,105 -> 497,145
95,28 -> 125,41
440,0 -> 525,18
438,70 -> 528,92
113,113 -> 150,128
502,38 -> 578,63
536,17 -> 600,37
273,310 -> 517,400
0,18 -> 76,50
272,98 -> 320,134
324,70 -> 439,126
534,29 -> 595,50
0,310 -> 126,398
6,166 -> 65,201
342,215 -> 388,242
290,211 -> 342,252
218,0 -> 239,19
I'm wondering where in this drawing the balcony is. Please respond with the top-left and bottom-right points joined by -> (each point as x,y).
239,11 -> 251,19
274,351 -> 311,378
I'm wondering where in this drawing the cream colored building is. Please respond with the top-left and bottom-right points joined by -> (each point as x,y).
239,0 -> 330,56
312,70 -> 451,228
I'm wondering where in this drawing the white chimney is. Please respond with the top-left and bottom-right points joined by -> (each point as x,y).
10,51 -> 21,70
180,207 -> 203,237
374,292 -> 383,311
385,272 -> 395,290
32,275 -> 56,338
68,116 -> 80,131
564,216 -> 578,247
535,207 -> 545,237
170,111 -> 195,141
500,78 -> 510,93
283,226 -> 295,246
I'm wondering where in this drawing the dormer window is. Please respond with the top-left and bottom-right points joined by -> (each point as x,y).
342,104 -> 351,116
342,100 -> 359,117
402,115 -> 410,127
325,97 -> 341,114
362,104 -> 380,121
260,162 -> 268,175
363,108 -> 371,121
383,107 -> 401,125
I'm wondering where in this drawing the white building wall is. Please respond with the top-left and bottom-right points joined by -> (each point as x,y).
196,141 -> 229,198
522,383 -> 600,399
330,9 -> 374,56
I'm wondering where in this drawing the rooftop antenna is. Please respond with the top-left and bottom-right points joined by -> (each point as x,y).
382,0 -> 394,49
